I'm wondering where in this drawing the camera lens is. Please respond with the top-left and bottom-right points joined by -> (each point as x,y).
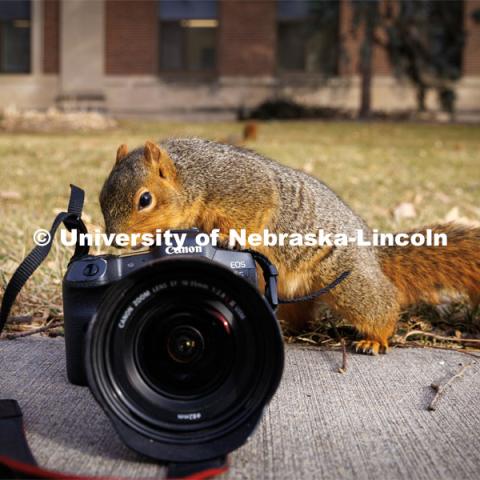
136,307 -> 234,397
167,325 -> 204,364
86,256 -> 284,463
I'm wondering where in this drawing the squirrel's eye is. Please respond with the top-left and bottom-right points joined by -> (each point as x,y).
138,191 -> 152,210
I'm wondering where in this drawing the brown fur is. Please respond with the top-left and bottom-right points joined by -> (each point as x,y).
243,121 -> 258,141
379,224 -> 480,308
116,144 -> 129,164
100,139 -> 480,355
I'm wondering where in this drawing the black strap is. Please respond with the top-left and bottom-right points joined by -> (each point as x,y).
245,249 -> 350,309
166,457 -> 228,479
0,185 -> 89,335
0,404 -> 227,479
243,249 -> 280,308
0,400 -> 36,467
0,401 -> 226,480
278,269 -> 351,304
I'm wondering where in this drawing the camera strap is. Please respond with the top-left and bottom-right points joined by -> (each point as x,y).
244,249 -> 351,309
0,397 -> 227,480
0,184 -> 89,334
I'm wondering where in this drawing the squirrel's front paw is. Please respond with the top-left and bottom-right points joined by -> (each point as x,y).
353,339 -> 389,355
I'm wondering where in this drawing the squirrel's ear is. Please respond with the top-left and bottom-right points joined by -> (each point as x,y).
144,140 -> 176,180
116,144 -> 129,164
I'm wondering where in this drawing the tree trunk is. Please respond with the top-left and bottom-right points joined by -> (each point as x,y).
417,85 -> 426,112
359,4 -> 377,118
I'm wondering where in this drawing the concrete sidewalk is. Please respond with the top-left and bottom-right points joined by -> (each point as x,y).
0,337 -> 479,479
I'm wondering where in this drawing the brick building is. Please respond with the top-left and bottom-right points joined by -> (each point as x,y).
0,0 -> 479,116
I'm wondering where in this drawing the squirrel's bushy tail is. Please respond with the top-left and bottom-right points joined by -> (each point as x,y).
378,223 -> 480,308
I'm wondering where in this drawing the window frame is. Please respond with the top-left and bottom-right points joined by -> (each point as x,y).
277,18 -> 310,74
0,0 -> 32,75
276,6 -> 340,77
158,18 -> 219,79
157,0 -> 221,81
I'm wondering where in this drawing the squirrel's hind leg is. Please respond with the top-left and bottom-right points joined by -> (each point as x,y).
353,332 -> 393,355
345,306 -> 398,355
319,269 -> 400,355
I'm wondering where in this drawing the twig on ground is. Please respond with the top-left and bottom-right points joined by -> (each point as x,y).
295,336 -> 319,345
428,361 -> 475,411
338,337 -> 348,374
4,319 -> 63,339
402,330 -> 480,345
329,321 -> 349,373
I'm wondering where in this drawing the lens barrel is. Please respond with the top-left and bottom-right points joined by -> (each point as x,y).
85,256 -> 284,463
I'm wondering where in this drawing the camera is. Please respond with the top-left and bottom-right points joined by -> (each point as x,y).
62,229 -> 284,465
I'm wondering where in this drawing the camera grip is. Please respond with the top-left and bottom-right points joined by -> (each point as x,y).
62,286 -> 101,386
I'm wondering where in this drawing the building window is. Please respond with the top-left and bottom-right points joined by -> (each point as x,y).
277,0 -> 339,75
0,0 -> 31,73
159,1 -> 217,73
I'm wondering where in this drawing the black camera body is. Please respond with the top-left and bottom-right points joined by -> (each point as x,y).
63,229 -> 284,465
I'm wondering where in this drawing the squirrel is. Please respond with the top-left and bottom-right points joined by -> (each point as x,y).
219,121 -> 258,146
100,139 -> 480,355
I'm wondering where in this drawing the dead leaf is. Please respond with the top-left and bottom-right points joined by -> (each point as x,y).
393,202 -> 417,222
445,207 -> 461,222
0,191 -> 22,201
302,160 -> 314,174
443,207 -> 479,226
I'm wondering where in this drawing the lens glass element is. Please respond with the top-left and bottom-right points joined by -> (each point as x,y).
135,303 -> 234,398
168,325 -> 204,364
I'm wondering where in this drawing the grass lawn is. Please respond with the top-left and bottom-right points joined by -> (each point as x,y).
0,120 -> 479,346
